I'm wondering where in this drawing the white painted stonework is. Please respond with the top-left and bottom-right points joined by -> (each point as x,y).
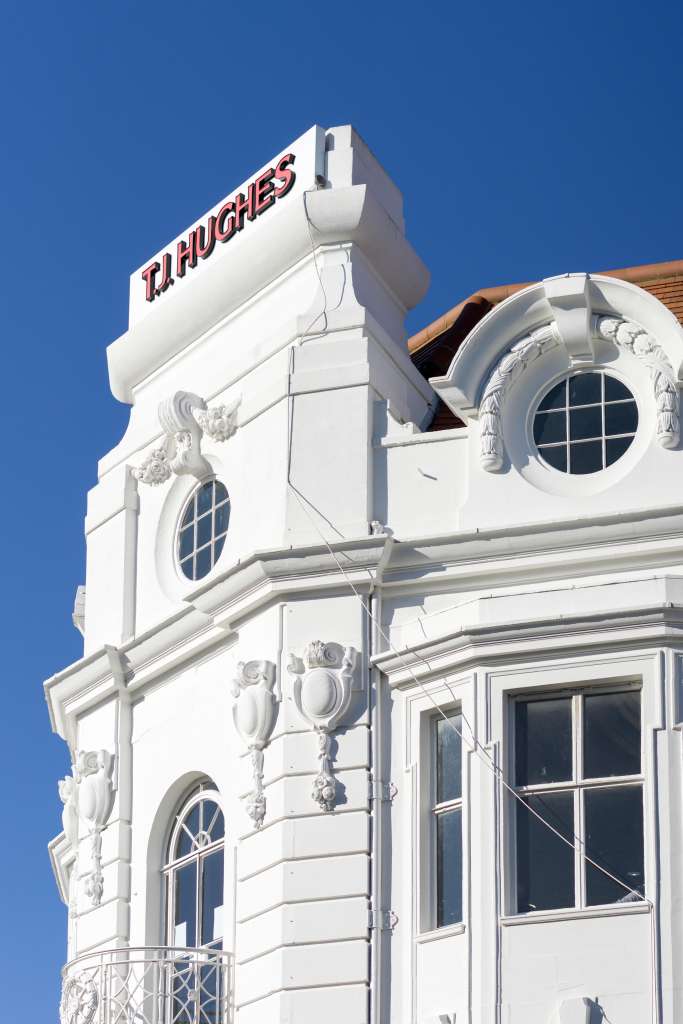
46,124 -> 683,1024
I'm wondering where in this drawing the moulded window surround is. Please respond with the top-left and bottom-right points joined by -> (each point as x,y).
510,685 -> 645,917
177,479 -> 230,582
164,779 -> 225,952
430,710 -> 464,930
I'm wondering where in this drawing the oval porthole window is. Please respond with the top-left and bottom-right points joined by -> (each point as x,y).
533,371 -> 638,474
177,480 -> 230,580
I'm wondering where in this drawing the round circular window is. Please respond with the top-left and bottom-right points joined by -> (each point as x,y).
177,480 -> 230,581
533,371 -> 638,474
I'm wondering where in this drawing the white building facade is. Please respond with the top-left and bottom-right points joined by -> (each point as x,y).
46,125 -> 683,1024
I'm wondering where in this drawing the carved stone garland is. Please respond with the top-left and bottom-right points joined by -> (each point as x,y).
133,391 -> 240,486
479,317 -> 680,471
58,750 -> 115,910
479,324 -> 560,471
231,661 -> 279,829
596,316 -> 679,449
288,642 -> 357,812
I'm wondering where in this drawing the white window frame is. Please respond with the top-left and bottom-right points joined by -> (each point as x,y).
176,478 -> 230,583
163,780 -> 225,951
486,652 -> 662,927
509,682 -> 644,915
405,676 -> 474,943
430,709 -> 464,930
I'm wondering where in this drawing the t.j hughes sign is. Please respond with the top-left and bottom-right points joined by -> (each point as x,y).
131,126 -> 326,320
141,153 -> 295,302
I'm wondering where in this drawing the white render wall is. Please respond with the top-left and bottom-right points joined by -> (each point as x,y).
46,124 -> 683,1024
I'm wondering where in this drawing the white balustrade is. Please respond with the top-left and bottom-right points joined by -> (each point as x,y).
60,946 -> 233,1024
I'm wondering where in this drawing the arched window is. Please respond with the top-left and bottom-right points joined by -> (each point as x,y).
164,780 -> 225,950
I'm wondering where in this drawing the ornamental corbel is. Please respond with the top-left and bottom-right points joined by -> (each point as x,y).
231,660 -> 279,829
74,750 -> 115,908
287,642 -> 358,812
132,391 -> 241,486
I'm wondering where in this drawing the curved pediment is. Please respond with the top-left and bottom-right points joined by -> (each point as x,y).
431,273 -> 683,421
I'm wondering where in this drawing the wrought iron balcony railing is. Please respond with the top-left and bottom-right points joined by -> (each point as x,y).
60,946 -> 233,1024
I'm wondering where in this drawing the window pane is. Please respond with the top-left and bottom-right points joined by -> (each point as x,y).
181,496 -> 196,528
538,380 -> 567,411
174,861 -> 197,948
214,501 -> 230,538
569,373 -> 601,406
585,785 -> 644,905
177,803 -> 200,858
605,376 -> 632,402
534,411 -> 566,445
196,545 -> 212,580
569,405 -> 602,441
197,482 -> 214,516
436,713 -> 462,804
213,535 -> 227,566
515,697 -> 572,786
606,436 -> 633,465
201,800 -> 222,838
584,691 -> 641,779
178,525 -> 194,561
197,512 -> 212,549
604,401 -> 638,436
200,850 -> 225,945
436,807 -> 462,926
569,440 -> 603,474
539,445 -> 567,472
516,791 -> 575,912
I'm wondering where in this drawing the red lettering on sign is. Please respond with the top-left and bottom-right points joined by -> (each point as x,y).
273,153 -> 296,198
176,232 -> 197,278
141,151 -> 297,301
142,261 -> 160,303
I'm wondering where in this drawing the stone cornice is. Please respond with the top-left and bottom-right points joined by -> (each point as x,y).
45,502 -> 683,740
373,600 -> 683,688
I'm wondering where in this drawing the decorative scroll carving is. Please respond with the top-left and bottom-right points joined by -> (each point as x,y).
288,642 -> 357,812
596,316 -> 679,449
131,446 -> 172,486
158,391 -> 211,479
194,396 -> 241,443
479,325 -> 560,471
133,391 -> 241,486
231,661 -> 278,829
60,974 -> 98,1024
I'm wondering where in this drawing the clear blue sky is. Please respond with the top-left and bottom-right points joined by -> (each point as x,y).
1,2 -> 680,1018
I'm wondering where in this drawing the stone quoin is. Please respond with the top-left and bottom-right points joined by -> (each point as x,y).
46,124 -> 683,1024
